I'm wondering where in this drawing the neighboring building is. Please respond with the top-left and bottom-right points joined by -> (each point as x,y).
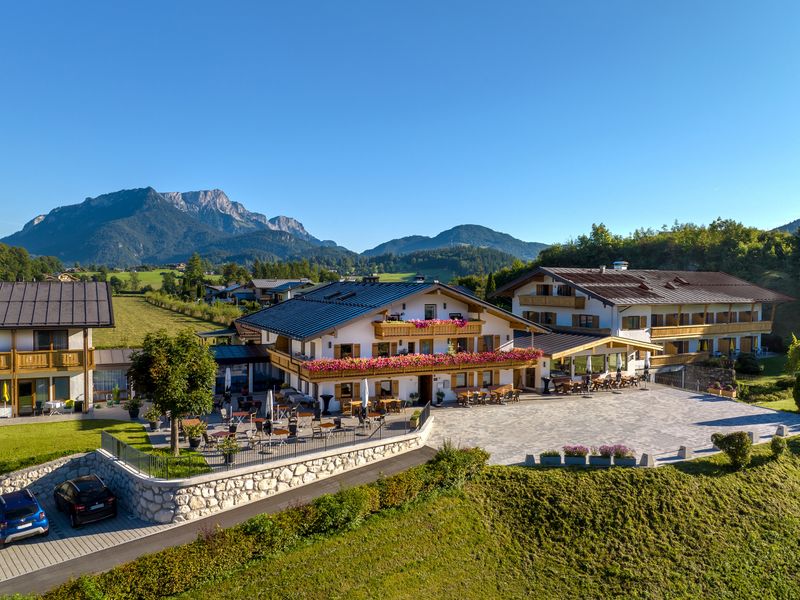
205,283 -> 255,305
236,281 -> 545,408
494,262 -> 793,372
0,282 -> 115,416
245,279 -> 315,306
93,348 -> 133,402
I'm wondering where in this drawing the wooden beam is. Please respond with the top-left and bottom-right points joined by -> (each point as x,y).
83,328 -> 89,413
11,330 -> 17,417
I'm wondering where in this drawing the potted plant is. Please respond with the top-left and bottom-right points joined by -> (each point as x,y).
612,444 -> 637,467
562,445 -> 589,466
589,445 -> 613,467
721,384 -> 737,399
64,399 -> 75,412
123,396 -> 142,420
143,406 -> 161,431
707,381 -> 722,396
409,409 -> 422,429
183,422 -> 206,449
539,450 -> 561,466
409,392 -> 420,407
111,384 -> 121,406
219,436 -> 240,464
435,390 -> 445,406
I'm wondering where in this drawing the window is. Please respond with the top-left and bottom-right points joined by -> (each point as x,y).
691,312 -> 705,325
522,311 -> 538,322
452,338 -> 469,353
716,312 -> 729,324
455,372 -> 467,387
540,312 -> 556,325
651,314 -> 665,327
665,314 -> 679,326
379,380 -> 392,397
679,313 -> 690,325
481,371 -> 493,387
555,285 -> 573,297
536,284 -> 552,296
375,342 -> 390,358
705,312 -> 715,324
419,339 -> 433,355
407,341 -> 416,354
35,330 -> 68,351
54,377 -> 71,401
697,339 -> 711,352
621,316 -> 646,330
424,304 -> 437,320
577,315 -> 597,328
340,383 -> 353,399
339,344 -> 354,359
482,335 -> 495,352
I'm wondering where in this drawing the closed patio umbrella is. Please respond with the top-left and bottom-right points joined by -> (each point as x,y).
361,378 -> 369,417
267,389 -> 275,422
224,367 -> 231,393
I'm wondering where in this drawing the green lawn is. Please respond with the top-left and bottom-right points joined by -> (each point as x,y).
177,441 -> 800,599
377,272 -> 415,282
95,296 -> 221,348
742,355 -> 796,412
73,270 -> 182,290
0,419 -> 148,474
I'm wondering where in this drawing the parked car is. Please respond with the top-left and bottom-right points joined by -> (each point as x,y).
53,475 -> 117,527
0,489 -> 50,546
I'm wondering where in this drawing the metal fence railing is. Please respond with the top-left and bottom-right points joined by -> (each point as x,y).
101,405 -> 430,479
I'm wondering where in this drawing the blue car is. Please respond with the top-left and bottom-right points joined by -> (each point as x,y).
0,489 -> 50,547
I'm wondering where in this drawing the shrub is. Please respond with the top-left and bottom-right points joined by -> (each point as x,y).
771,435 -> 787,459
540,449 -> 560,457
562,445 -> 589,457
428,441 -> 489,489
377,468 -> 430,508
776,376 -> 795,390
312,486 -> 380,534
734,352 -> 761,375
794,375 -> 800,412
711,431 -> 752,469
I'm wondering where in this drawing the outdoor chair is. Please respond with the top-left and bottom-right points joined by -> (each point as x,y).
512,390 -> 520,403
202,431 -> 219,452
220,407 -> 229,425
357,412 -> 372,430
312,423 -> 324,439
34,401 -> 44,416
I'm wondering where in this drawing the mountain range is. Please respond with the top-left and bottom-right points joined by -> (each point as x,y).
774,218 -> 800,234
1,188 -> 547,267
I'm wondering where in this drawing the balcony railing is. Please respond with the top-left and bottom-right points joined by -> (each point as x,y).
0,352 -> 11,373
649,352 -> 709,367
267,346 -> 540,382
372,320 -> 483,339
518,295 -> 586,309
650,321 -> 772,339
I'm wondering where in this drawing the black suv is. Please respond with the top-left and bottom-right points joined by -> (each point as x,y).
53,475 -> 117,527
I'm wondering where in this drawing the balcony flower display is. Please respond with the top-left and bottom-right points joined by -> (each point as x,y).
304,347 -> 543,373
408,318 -> 468,329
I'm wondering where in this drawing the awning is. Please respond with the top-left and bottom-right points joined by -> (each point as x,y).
533,332 -> 662,360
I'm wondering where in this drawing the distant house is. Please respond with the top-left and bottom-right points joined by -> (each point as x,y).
42,273 -> 80,283
0,282 -> 115,416
205,283 -> 255,305
245,279 -> 315,306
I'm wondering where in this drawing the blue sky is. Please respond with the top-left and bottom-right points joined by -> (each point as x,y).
0,1 -> 798,251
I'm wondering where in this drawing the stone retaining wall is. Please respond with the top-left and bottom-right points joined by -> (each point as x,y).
1,418 -> 434,524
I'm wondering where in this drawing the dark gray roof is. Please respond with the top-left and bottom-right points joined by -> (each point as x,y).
530,332 -> 607,356
249,278 -> 311,291
238,281 -> 434,340
95,348 -> 133,367
238,281 -> 540,341
211,344 -> 270,364
0,282 -> 114,329
496,267 -> 795,306
270,281 -> 312,293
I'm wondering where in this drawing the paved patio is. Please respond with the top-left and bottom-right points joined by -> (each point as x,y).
427,384 -> 800,465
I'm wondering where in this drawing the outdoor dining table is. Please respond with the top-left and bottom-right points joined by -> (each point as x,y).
231,411 -> 250,424
45,400 -> 65,415
253,417 -> 266,432
378,398 -> 401,413
181,418 -> 203,429
211,430 -> 232,439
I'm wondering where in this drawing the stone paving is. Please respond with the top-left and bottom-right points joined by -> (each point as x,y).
427,384 -> 800,466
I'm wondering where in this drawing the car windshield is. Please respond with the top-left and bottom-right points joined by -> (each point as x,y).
5,505 -> 38,521
78,486 -> 107,503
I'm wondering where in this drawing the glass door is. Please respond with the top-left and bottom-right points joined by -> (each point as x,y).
18,380 -> 34,416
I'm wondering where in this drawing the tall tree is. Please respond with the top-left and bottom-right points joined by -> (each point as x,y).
128,270 -> 141,292
182,253 -> 206,299
128,329 -> 217,456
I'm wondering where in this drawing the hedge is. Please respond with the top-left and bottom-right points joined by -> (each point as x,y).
144,291 -> 243,326
41,447 -> 489,600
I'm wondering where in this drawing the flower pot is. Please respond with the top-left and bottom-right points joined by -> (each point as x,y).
589,456 -> 612,467
409,416 -> 419,429
188,437 -> 202,449
223,452 -> 236,465
128,408 -> 140,420
539,455 -> 561,466
564,455 -> 587,467
614,457 -> 637,467
149,421 -> 159,431
229,424 -> 237,434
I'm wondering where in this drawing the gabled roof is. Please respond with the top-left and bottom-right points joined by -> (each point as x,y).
530,331 -> 662,359
0,282 -> 114,329
237,281 -> 543,341
494,266 -> 795,306
249,278 -> 312,291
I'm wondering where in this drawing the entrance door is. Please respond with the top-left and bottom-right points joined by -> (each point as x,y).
18,381 -> 34,416
418,376 -> 432,406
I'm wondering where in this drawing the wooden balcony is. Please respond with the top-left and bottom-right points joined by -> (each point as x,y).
372,320 -> 483,339
0,349 -> 94,374
0,352 -> 11,374
267,347 -> 538,383
518,295 -> 586,309
650,321 -> 772,339
649,352 -> 709,367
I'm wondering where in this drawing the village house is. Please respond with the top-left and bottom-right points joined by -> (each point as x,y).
0,281 -> 114,417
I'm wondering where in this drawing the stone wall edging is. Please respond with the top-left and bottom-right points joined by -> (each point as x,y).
1,417 -> 435,525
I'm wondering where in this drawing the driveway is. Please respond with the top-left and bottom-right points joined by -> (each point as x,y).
427,384 -> 800,465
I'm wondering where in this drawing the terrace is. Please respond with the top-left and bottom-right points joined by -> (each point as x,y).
0,349 -> 94,374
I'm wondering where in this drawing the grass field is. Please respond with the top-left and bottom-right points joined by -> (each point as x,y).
94,296 -> 221,348
377,272 -> 415,282
0,420 -> 147,474
72,270 -> 184,290
130,438 -> 800,599
378,270 -> 458,283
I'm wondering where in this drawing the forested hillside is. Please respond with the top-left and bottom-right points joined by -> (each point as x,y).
0,242 -> 62,281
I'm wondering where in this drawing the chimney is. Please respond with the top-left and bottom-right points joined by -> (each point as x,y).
612,261 -> 629,271
413,273 -> 426,283
600,265 -> 606,274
